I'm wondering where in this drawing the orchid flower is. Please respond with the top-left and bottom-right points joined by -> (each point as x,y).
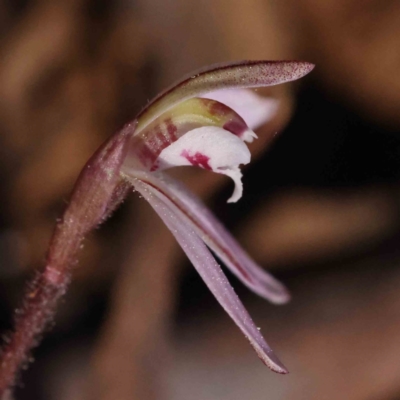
0,60 -> 313,395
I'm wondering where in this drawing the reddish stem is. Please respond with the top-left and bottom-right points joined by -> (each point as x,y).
0,122 -> 135,397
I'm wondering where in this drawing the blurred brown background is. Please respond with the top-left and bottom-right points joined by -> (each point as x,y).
1,0 -> 400,399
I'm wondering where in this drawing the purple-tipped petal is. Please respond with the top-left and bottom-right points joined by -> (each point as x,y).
135,60 -> 314,132
202,88 -> 279,131
124,169 -> 289,305
133,178 -> 288,374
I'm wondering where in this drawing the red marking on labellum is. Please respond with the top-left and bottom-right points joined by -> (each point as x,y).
142,137 -> 160,165
223,120 -> 247,137
128,137 -> 158,168
154,126 -> 169,149
181,150 -> 211,170
201,98 -> 247,137
207,98 -> 229,117
165,118 -> 178,142
129,120 -> 180,171
140,144 -> 157,161
150,164 -> 159,172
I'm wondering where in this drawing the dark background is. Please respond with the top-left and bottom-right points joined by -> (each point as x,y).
1,1 -> 400,399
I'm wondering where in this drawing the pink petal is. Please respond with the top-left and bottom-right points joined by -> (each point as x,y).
135,60 -> 314,133
124,169 -> 289,305
156,126 -> 251,202
202,88 -> 279,131
133,178 -> 288,374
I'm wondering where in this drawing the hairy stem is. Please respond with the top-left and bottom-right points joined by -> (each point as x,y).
0,123 -> 134,397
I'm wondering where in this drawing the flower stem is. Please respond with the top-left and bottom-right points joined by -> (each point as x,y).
0,123 -> 134,397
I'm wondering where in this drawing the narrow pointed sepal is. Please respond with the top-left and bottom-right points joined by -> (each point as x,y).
136,60 -> 314,132
122,169 -> 290,305
133,178 -> 288,374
